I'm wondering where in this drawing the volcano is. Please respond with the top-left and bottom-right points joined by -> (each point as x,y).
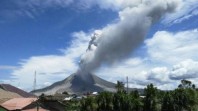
31,73 -> 116,96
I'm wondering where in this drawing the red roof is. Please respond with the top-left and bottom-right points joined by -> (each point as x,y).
1,98 -> 37,110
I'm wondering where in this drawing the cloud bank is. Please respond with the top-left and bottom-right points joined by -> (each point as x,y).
95,29 -> 198,90
2,31 -> 90,91
162,0 -> 198,24
3,28 -> 198,91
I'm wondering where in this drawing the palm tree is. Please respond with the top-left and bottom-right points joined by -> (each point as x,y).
115,81 -> 125,93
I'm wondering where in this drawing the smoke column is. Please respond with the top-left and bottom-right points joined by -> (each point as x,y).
79,0 -> 180,74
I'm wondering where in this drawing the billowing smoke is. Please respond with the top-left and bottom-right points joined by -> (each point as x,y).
79,0 -> 180,74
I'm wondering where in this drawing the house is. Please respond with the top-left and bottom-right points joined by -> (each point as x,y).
0,97 -> 67,111
64,97 -> 73,101
140,96 -> 145,98
49,93 -> 67,101
38,94 -> 67,111
0,98 -> 48,111
39,100 -> 66,111
92,92 -> 98,95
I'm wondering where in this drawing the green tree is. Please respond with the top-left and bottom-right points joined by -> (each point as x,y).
130,90 -> 143,111
179,79 -> 195,89
161,92 -> 174,111
62,91 -> 69,95
80,97 -> 96,111
113,92 -> 123,111
185,88 -> 197,110
168,79 -> 198,111
172,88 -> 188,111
143,84 -> 158,111
115,81 -> 125,93
97,92 -> 113,111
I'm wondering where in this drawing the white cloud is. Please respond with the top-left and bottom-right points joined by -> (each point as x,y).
171,9 -> 198,24
145,29 -> 198,88
29,0 -> 198,26
75,0 -> 198,25
43,82 -> 52,87
163,0 -> 198,24
1,0 -> 198,91
2,31 -> 91,91
145,29 -> 198,65
95,59 -> 175,90
76,0 -> 142,10
170,59 -> 198,80
147,67 -> 170,84
97,59 -> 198,90
95,57 -> 150,86
95,28 -> 198,90
3,28 -> 198,91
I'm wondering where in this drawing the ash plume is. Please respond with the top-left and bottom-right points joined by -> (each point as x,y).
79,0 -> 180,74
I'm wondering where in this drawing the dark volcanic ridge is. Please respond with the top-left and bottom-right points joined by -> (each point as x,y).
0,84 -> 35,97
31,73 -> 117,96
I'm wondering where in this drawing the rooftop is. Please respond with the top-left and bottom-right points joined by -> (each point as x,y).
1,98 -> 37,110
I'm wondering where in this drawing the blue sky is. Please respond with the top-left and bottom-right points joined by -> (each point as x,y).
0,0 -> 198,91
0,1 -> 117,65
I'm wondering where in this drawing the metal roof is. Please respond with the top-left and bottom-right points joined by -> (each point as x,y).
1,98 -> 37,110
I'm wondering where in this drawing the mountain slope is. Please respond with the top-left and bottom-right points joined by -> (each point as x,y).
0,84 -> 35,97
31,73 -> 116,96
0,88 -> 22,104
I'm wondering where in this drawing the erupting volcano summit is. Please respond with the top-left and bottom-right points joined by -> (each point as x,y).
31,73 -> 116,96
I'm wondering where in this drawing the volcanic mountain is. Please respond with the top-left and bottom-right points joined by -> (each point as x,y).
31,73 -> 117,96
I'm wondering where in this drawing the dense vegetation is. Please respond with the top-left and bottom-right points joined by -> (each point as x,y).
78,79 -> 198,111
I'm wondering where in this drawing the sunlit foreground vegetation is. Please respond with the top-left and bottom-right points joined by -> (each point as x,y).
40,79 -> 198,111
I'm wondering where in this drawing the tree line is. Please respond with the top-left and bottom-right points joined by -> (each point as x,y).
80,79 -> 198,111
